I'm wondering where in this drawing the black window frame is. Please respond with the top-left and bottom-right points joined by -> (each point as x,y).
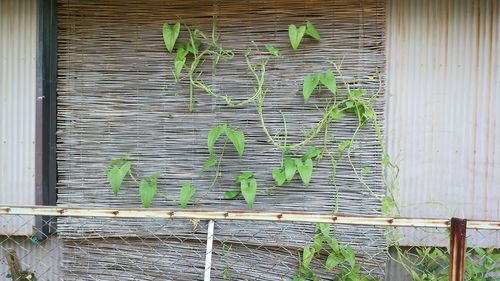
35,0 -> 57,237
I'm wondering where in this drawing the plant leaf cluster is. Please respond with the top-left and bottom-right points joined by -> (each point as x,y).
294,223 -> 375,281
398,246 -> 500,281
163,21 -> 235,112
303,70 -> 337,102
288,21 -> 320,50
107,158 -> 160,208
272,147 -> 323,187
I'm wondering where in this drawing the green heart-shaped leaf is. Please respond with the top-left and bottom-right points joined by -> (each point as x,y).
325,252 -> 345,271
236,171 -> 254,183
315,223 -> 330,237
341,245 -> 356,268
313,235 -> 324,252
179,181 -> 196,208
303,75 -> 320,102
381,196 -> 396,216
201,155 -> 218,173
295,158 -> 313,186
207,125 -> 226,155
303,147 -> 323,161
288,24 -> 306,50
265,44 -> 282,57
329,108 -> 345,120
223,191 -> 240,199
162,22 -> 180,53
186,38 -> 201,54
319,70 -> 336,95
107,161 -> 131,195
302,246 -> 315,268
283,157 -> 297,181
326,236 -> 340,252
174,45 -> 188,79
349,89 -> 367,98
226,127 -> 245,157
240,178 -> 257,208
272,168 -> 286,186
305,21 -> 320,41
139,173 -> 160,208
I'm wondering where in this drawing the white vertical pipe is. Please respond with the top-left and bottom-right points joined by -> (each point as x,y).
204,220 -> 215,281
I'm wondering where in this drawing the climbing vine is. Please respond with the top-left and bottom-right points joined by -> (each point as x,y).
106,19 -> 404,279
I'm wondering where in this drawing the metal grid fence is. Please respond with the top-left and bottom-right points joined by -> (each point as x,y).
0,206 -> 499,281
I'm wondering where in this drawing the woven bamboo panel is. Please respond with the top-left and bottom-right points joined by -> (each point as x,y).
57,0 -> 386,279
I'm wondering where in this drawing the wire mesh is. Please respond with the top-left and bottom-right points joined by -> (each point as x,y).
0,212 -> 499,281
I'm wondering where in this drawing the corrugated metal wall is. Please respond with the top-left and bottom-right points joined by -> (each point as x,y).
387,0 -> 500,246
0,3 -> 62,281
0,0 -> 37,235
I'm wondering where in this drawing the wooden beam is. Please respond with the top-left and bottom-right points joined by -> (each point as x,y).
1,205 -> 499,229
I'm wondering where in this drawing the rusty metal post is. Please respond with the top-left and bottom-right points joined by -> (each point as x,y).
449,217 -> 467,281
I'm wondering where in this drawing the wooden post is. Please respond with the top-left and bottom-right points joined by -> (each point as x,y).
449,217 -> 467,281
5,249 -> 23,280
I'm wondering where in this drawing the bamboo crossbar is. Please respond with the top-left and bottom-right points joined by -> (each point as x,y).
1,205 -> 498,230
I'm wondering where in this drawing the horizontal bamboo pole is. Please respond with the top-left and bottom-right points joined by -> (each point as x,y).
0,205 -> 499,230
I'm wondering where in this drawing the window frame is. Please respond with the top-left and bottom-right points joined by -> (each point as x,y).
35,0 -> 57,236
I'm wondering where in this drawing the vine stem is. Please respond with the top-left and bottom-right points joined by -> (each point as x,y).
128,170 -> 140,185
194,138 -> 228,204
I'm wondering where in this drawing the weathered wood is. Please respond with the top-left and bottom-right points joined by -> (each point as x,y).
4,249 -> 36,281
4,249 -> 23,281
2,206 -> 499,229
56,0 -> 387,279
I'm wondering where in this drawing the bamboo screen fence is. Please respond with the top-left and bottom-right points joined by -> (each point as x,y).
55,0 -> 386,279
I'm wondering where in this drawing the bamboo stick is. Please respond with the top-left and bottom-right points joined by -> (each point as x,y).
1,205 -> 499,229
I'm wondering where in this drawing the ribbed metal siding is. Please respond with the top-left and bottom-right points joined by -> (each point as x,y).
0,0 -> 37,235
387,0 -> 499,246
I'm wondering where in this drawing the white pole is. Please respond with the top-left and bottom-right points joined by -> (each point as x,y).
204,220 -> 215,281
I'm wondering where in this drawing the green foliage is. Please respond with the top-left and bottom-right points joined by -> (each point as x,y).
272,149 -> 320,188
107,159 -> 131,195
381,196 -> 397,216
208,124 -> 227,155
236,172 -> 257,208
400,246 -> 500,281
223,190 -> 240,199
226,127 -> 245,157
303,75 -> 320,102
174,44 -> 188,80
162,22 -> 181,53
164,21 -> 235,112
109,22 -> 413,281
207,124 -> 245,157
106,158 -> 160,208
221,244 -> 233,280
139,173 -> 160,208
201,155 -> 218,173
318,70 -> 336,95
289,21 -> 320,49
294,223 -> 375,281
302,70 -> 337,102
284,157 -> 297,181
305,21 -> 321,41
6,271 -> 37,281
179,181 -> 196,208
265,44 -> 282,57
272,167 -> 286,186
296,158 -> 313,186
288,24 -> 306,49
